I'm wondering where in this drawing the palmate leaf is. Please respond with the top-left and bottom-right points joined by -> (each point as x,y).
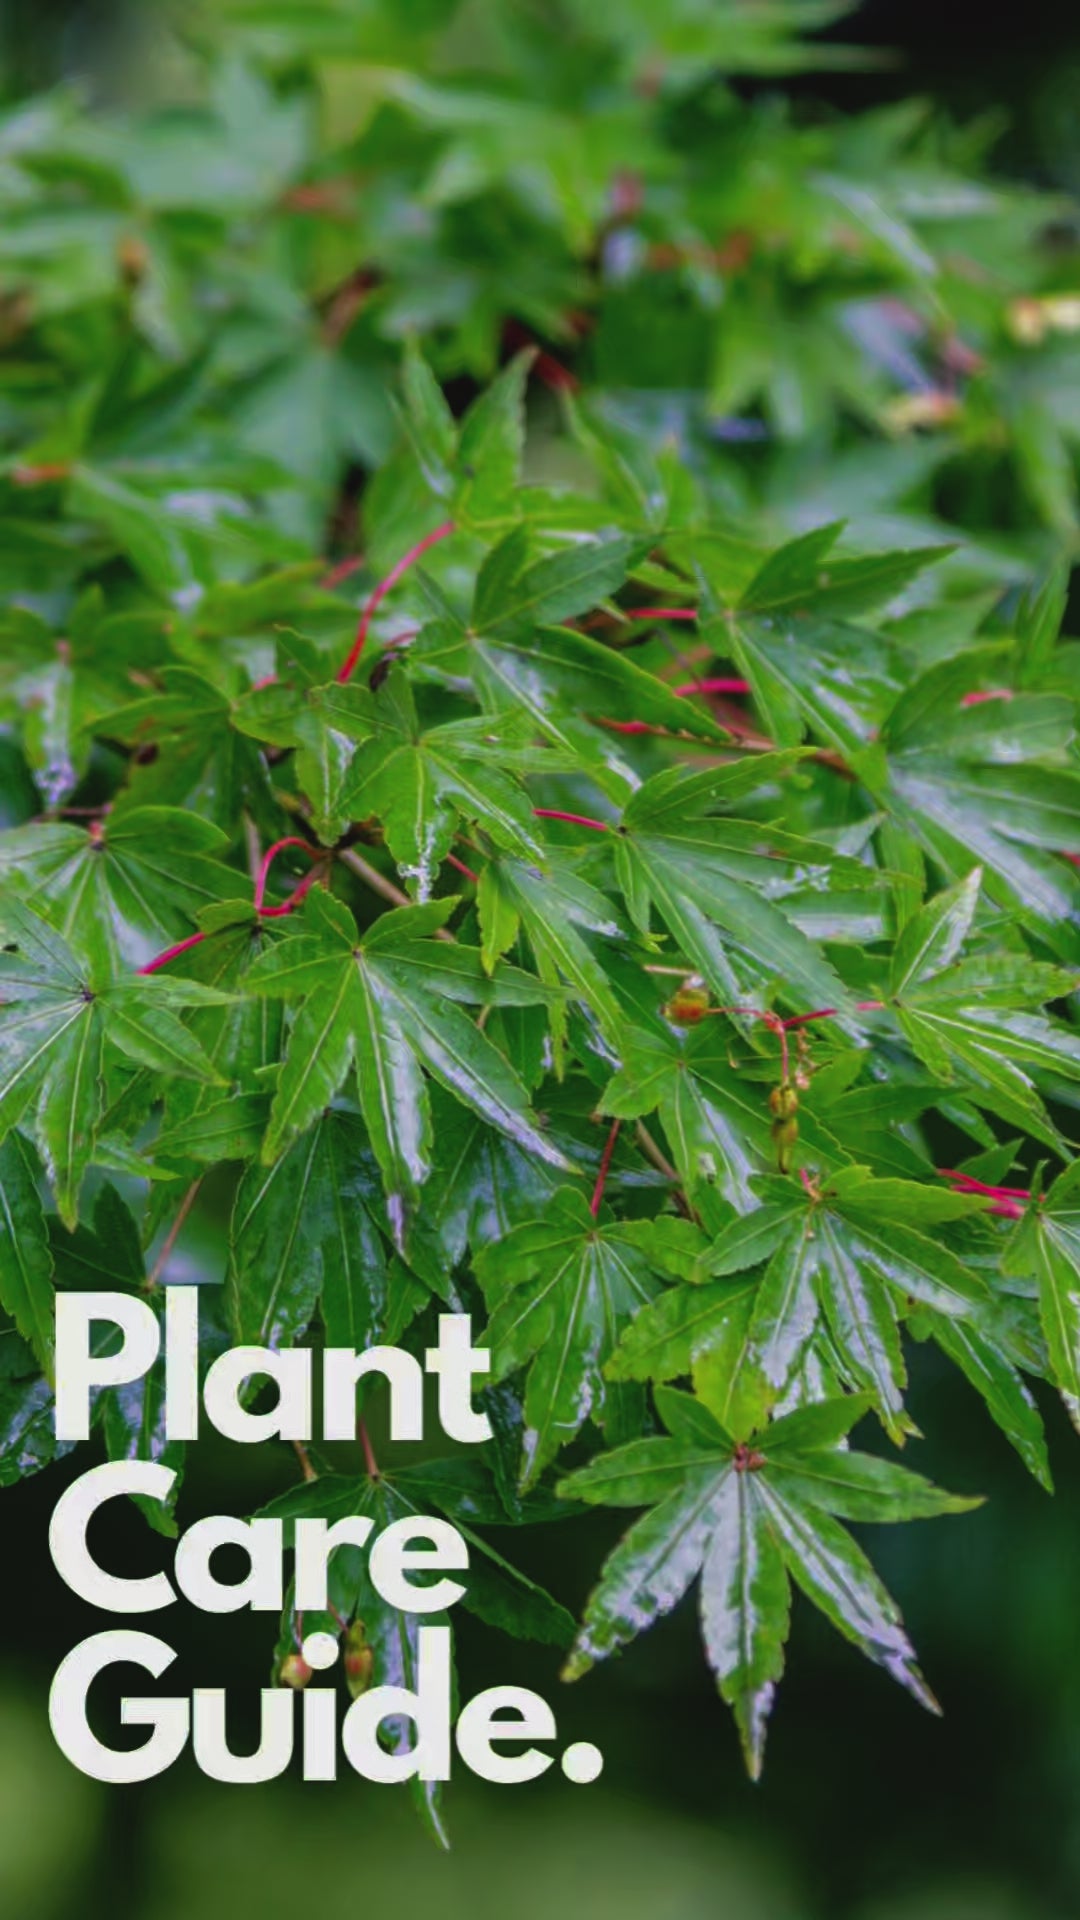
559,1388 -> 978,1775
0,803 -> 239,969
413,597 -> 729,755
0,896 -> 228,1225
689,525 -> 948,769
231,671 -> 376,846
477,848 -> 632,1054
226,1108 -> 391,1352
878,657 -> 1080,937
608,1170 -> 989,1443
475,1186 -> 670,1487
613,759 -> 882,1014
339,670 -> 546,898
246,889 -> 572,1249
887,870 -> 1080,1149
239,663 -> 552,879
717,533 -> 919,760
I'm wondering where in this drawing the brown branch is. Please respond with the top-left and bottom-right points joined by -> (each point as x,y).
634,1122 -> 698,1223
144,1178 -> 203,1290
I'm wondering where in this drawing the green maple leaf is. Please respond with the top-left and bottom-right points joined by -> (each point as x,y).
411,525 -> 727,755
246,888 -> 573,1247
475,1186 -> 694,1486
608,1169 -> 988,1442
0,896 -> 230,1225
559,1388 -> 980,1776
714,524 -> 945,760
477,847 -> 632,1054
879,655 -> 1080,934
232,664 -> 376,846
613,756 -> 882,1013
889,870 -> 1080,1149
339,668 -> 546,897
0,803 -> 238,969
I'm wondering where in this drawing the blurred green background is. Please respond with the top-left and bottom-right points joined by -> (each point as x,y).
3,3 -> 1080,1915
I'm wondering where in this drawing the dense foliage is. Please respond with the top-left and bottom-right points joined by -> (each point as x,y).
2,0 -> 1080,1840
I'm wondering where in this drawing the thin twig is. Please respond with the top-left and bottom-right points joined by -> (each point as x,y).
292,1439 -> 318,1482
243,813 -> 262,887
334,844 -> 456,940
634,1121 -> 698,1223
145,1178 -> 203,1290
634,1121 -> 679,1184
334,844 -> 413,909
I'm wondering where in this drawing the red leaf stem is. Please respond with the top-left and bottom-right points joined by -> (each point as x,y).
590,1119 -> 622,1216
335,520 -> 455,685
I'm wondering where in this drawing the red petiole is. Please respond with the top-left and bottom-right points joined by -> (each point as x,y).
590,1119 -> 622,1216
938,1169 -> 1034,1219
335,520 -> 455,685
532,807 -> 610,832
139,840 -> 327,975
253,837 -> 322,913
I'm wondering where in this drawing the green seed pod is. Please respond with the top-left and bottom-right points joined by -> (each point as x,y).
771,1113 -> 799,1173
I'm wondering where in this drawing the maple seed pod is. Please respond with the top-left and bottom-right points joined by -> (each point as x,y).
343,1620 -> 375,1700
771,1113 -> 799,1174
769,1082 -> 799,1120
277,1652 -> 313,1690
664,984 -> 711,1025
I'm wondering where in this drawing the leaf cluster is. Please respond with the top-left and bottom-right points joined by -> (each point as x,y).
1,0 -> 1080,1830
